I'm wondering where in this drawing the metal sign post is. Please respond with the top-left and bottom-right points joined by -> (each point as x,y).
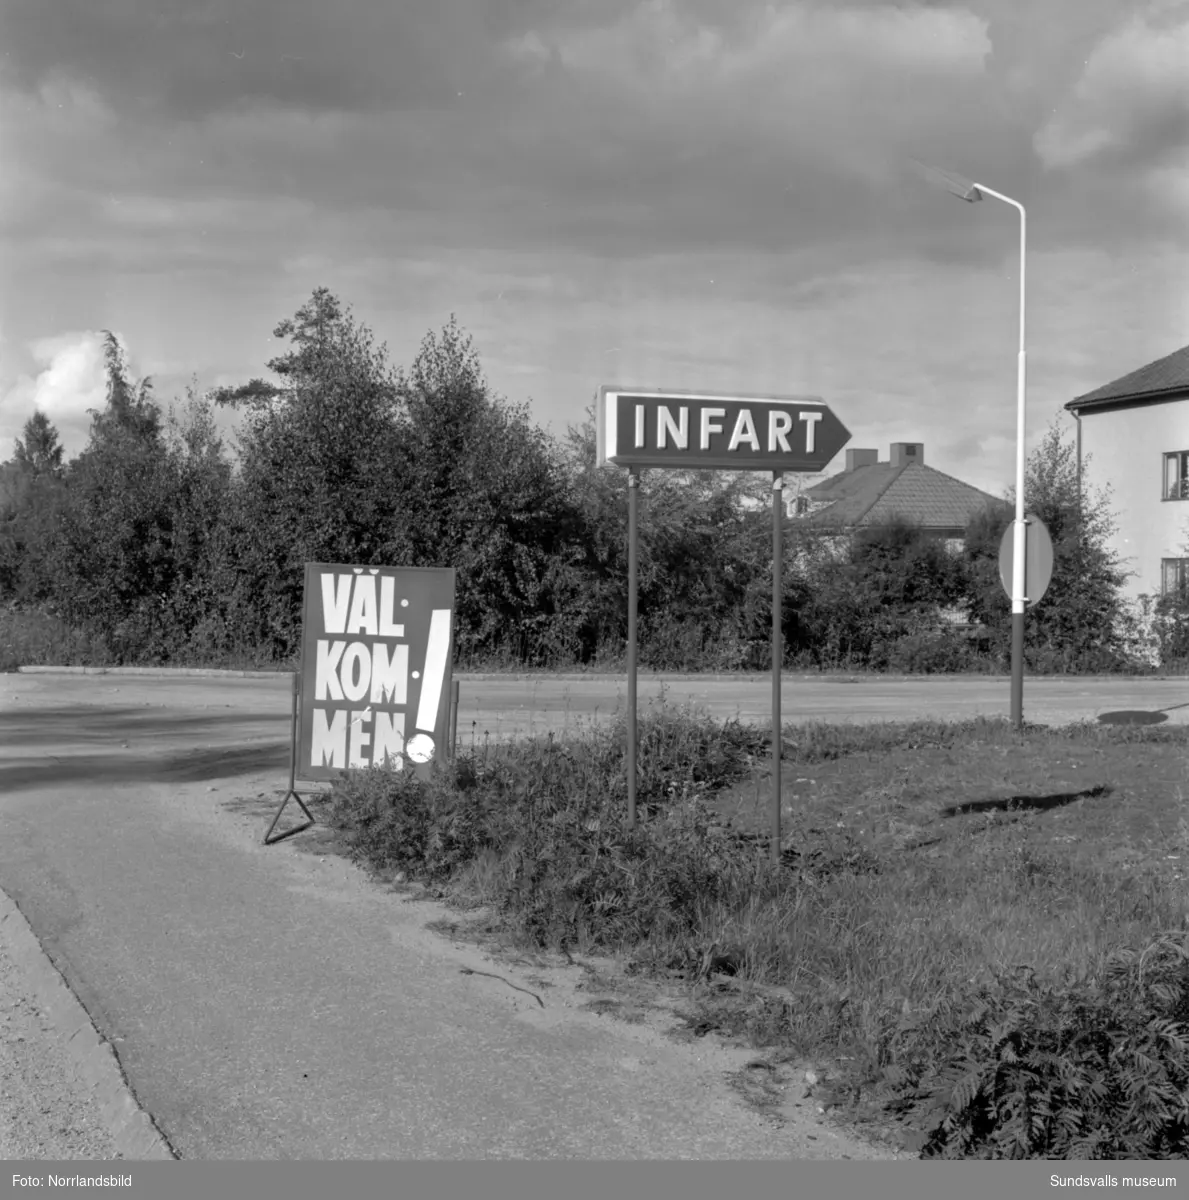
771,471 -> 784,866
627,469 -> 640,829
448,678 -> 460,762
596,387 -> 850,860
997,514 -> 1054,729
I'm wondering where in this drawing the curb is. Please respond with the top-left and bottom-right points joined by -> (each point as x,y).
16,665 -> 288,679
14,666 -> 789,681
0,888 -> 176,1161
12,666 -> 982,683
13,665 -> 1186,683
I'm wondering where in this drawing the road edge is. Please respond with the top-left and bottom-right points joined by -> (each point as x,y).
14,664 -> 1181,683
0,887 -> 176,1161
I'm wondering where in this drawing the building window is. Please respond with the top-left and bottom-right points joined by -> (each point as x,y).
1164,451 -> 1189,500
1163,559 -> 1189,598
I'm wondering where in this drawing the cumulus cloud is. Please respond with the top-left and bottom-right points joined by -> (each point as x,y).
0,331 -> 113,461
1035,2 -> 1189,169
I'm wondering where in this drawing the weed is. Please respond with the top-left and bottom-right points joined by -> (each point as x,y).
321,694 -> 1189,1156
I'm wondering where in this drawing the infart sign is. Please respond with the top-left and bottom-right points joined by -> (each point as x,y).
297,563 -> 456,782
594,382 -> 851,863
595,387 -> 851,473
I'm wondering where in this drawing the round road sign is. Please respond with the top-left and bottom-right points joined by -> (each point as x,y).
998,514 -> 1054,607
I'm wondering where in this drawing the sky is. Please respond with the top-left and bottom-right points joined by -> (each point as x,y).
1,0 -> 1187,499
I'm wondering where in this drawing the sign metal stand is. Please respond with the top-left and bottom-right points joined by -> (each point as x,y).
264,672 -> 316,845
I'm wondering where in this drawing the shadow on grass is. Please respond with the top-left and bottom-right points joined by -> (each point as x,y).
941,784 -> 1110,818
1097,700 -> 1189,727
1098,710 -> 1170,726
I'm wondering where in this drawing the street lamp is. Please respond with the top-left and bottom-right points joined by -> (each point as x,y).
915,160 -> 1028,729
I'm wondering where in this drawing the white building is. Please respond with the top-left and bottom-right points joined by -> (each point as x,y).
1065,343 -> 1189,603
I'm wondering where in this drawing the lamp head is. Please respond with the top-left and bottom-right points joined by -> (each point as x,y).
910,159 -> 983,203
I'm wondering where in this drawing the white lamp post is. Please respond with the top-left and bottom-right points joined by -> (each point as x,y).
916,162 -> 1028,728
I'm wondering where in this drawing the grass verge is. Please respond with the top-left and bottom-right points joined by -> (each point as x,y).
321,697 -> 1189,1159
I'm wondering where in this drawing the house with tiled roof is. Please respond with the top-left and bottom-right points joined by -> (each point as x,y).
788,442 -> 1005,551
1065,342 -> 1189,603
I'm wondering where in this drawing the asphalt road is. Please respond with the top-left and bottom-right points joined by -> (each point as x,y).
0,669 -> 1186,1160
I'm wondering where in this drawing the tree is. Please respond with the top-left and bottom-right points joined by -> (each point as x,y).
20,332 -> 176,655
557,409 -> 770,668
390,316 -> 586,665
152,382 -> 237,660
13,410 -> 65,475
87,331 -> 162,445
219,287 -> 406,658
208,378 -> 285,411
849,517 -> 965,609
41,435 -> 174,658
209,288 -> 347,415
0,412 -> 68,602
785,517 -> 966,670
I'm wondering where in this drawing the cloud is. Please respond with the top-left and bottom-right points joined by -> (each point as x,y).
0,331 -> 112,460
1034,2 -> 1189,169
4,0 -> 1173,287
2,0 -> 1187,503
0,1 -> 1006,266
0,0 -> 491,121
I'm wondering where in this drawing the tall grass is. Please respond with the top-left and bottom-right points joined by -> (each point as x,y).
323,701 -> 1189,1157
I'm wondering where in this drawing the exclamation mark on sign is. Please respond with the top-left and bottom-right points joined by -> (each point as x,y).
405,609 -> 452,763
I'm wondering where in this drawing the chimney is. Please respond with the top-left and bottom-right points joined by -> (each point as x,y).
890,443 -> 924,468
845,448 -> 879,471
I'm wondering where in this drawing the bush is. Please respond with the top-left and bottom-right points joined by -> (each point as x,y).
328,761 -> 499,882
326,700 -> 772,949
0,604 -> 115,669
885,630 -> 982,674
875,931 -> 1189,1159
1024,643 -> 1135,675
1153,592 -> 1189,668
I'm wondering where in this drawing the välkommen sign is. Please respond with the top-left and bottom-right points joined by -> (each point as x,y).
297,564 -> 456,782
596,387 -> 851,472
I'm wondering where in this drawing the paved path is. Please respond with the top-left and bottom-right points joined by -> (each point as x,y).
0,670 -> 969,1161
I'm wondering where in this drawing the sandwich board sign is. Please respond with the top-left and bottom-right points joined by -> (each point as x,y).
297,563 -> 456,782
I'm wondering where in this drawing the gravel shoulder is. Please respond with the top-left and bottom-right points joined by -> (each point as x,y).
0,932 -> 124,1161
0,889 -> 175,1162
